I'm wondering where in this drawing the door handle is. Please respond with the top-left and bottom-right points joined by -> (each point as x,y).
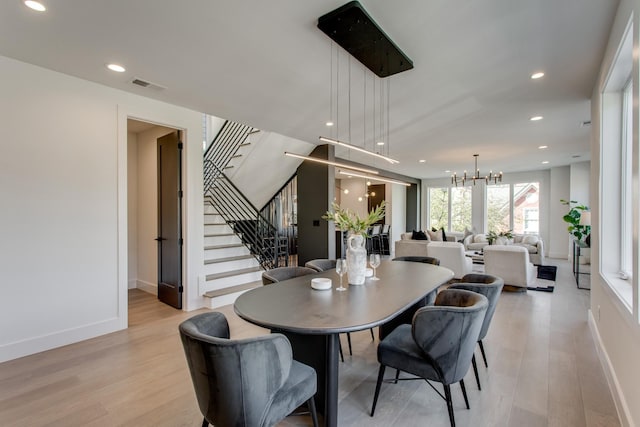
155,237 -> 167,241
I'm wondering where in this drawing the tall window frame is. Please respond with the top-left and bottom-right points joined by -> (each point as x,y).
428,186 -> 472,233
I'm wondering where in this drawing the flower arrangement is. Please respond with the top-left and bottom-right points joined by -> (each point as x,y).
486,229 -> 513,245
322,201 -> 386,237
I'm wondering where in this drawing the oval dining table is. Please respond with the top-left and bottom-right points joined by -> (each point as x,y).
234,259 -> 454,427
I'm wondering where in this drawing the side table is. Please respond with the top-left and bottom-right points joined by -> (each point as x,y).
572,239 -> 590,289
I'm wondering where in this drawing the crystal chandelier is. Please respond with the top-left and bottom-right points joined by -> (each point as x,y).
451,154 -> 503,186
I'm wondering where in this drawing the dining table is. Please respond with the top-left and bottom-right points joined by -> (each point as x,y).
233,259 -> 454,427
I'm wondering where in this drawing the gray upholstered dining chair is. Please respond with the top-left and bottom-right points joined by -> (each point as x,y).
304,258 -> 337,272
378,256 -> 442,341
448,273 -> 504,390
261,266 -> 316,285
303,258 -> 375,357
179,312 -> 319,427
392,255 -> 441,265
370,289 -> 488,427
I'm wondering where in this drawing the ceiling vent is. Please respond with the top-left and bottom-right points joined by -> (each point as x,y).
131,78 -> 166,91
581,120 -> 591,127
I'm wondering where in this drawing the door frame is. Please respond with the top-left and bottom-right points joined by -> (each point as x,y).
117,105 -> 204,329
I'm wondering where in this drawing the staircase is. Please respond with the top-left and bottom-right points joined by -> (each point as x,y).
200,119 -> 286,308
201,202 -> 263,308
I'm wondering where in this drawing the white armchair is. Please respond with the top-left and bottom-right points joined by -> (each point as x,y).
483,245 -> 536,289
426,241 -> 472,279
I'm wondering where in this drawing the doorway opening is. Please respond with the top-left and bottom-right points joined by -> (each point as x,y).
127,119 -> 184,324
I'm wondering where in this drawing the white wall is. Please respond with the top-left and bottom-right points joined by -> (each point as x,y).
590,0 -> 640,424
570,161 -> 591,207
0,55 -> 204,362
548,166 -> 571,259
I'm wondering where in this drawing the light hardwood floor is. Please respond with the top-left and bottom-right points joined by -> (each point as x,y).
0,260 -> 619,426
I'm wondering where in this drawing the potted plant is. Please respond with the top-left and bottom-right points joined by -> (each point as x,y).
323,201 -> 386,285
560,199 -> 590,241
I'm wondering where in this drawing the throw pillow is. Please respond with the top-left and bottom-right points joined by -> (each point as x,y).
463,227 -> 474,240
412,230 -> 428,240
522,235 -> 539,245
473,234 -> 488,243
427,229 -> 442,241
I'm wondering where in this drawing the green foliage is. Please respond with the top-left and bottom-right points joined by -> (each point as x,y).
560,199 -> 590,241
322,201 -> 386,237
486,229 -> 513,244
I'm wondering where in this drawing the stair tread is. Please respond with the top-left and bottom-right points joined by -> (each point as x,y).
204,233 -> 236,238
203,280 -> 262,298
204,222 -> 228,226
205,243 -> 244,250
206,266 -> 263,281
205,254 -> 255,265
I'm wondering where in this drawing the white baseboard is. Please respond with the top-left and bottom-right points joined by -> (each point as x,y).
128,279 -> 137,289
136,280 -> 157,295
588,310 -> 634,427
0,317 -> 122,363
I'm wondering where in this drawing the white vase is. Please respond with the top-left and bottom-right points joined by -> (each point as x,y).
347,233 -> 367,285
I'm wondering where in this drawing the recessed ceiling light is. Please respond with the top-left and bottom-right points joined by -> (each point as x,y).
419,159 -> 426,163
107,63 -> 126,73
538,145 -> 548,149
445,170 -> 451,173
542,161 -> 549,164
325,121 -> 334,127
530,116 -> 543,121
343,189 -> 349,194
24,1 -> 46,11
376,141 -> 385,146
531,72 -> 545,79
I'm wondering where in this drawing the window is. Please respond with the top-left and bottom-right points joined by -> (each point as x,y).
600,18 -> 634,311
429,187 -> 448,230
428,186 -> 472,232
486,182 -> 540,234
486,184 -> 510,232
513,182 -> 540,234
450,186 -> 472,232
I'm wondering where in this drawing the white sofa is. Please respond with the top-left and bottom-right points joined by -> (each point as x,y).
426,241 -> 472,279
463,233 -> 545,265
483,245 -> 536,289
394,231 -> 458,258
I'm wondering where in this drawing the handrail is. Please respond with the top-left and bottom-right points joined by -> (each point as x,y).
204,160 -> 287,270
203,119 -> 288,269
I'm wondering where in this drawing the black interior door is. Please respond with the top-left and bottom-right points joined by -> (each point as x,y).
157,131 -> 183,309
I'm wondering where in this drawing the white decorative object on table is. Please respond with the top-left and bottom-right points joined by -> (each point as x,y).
347,234 -> 367,285
311,278 -> 332,290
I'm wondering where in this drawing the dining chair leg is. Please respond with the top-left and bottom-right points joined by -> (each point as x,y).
394,369 -> 400,384
369,328 -> 375,341
471,354 -> 481,390
307,397 -> 319,427
339,340 -> 344,362
370,365 -> 386,416
201,417 -> 209,427
444,384 -> 456,427
460,379 -> 470,409
347,333 -> 353,355
479,340 -> 488,367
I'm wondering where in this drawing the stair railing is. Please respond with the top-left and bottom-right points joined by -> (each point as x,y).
204,163 -> 287,270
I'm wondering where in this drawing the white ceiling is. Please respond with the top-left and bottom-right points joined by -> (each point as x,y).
0,0 -> 618,178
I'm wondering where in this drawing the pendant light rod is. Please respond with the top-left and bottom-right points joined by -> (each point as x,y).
338,170 -> 411,186
319,136 -> 400,164
284,152 -> 380,174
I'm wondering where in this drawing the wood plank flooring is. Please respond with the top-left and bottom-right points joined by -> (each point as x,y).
0,260 -> 620,426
